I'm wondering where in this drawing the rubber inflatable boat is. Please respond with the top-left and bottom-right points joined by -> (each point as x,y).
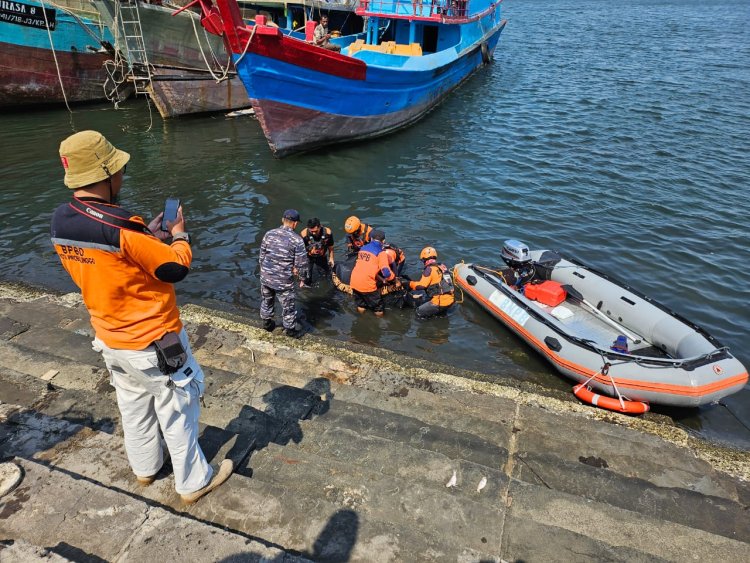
454,244 -> 748,409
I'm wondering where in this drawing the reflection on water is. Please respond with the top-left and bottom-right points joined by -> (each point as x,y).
1,0 -> 749,447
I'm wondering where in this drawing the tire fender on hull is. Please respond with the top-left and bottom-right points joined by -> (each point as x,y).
481,42 -> 491,64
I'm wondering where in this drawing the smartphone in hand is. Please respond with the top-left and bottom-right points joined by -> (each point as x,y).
161,197 -> 180,232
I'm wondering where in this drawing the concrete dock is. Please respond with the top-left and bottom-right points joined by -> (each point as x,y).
0,282 -> 748,562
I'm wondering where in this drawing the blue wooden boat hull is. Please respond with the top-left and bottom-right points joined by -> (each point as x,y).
243,23 -> 505,155
196,0 -> 506,156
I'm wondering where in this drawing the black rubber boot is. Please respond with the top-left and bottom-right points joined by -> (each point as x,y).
262,319 -> 276,332
284,327 -> 303,339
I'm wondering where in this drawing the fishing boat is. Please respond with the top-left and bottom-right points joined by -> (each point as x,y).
453,242 -> 748,410
92,0 -> 250,117
92,1 -> 362,118
192,0 -> 506,156
0,0 -> 127,107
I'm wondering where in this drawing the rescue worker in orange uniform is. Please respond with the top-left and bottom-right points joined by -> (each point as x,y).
383,243 -> 406,276
49,131 -> 232,505
344,215 -> 374,255
406,246 -> 455,318
349,229 -> 397,316
299,217 -> 335,286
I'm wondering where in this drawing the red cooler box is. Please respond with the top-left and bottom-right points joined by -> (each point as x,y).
525,281 -> 567,307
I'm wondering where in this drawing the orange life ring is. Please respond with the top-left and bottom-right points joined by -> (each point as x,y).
573,384 -> 649,414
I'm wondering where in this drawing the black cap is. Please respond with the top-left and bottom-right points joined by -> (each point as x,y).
283,209 -> 300,221
370,229 -> 385,241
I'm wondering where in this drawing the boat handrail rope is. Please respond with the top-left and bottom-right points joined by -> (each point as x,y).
472,264 -> 510,284
450,263 -> 465,304
189,9 -> 232,82
40,0 -> 72,114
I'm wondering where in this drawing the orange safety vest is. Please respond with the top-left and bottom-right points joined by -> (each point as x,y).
51,198 -> 191,350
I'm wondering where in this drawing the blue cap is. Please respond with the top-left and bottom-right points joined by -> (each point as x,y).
283,209 -> 300,221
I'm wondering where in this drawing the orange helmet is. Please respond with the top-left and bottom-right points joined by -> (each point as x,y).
420,246 -> 437,261
344,215 -> 361,234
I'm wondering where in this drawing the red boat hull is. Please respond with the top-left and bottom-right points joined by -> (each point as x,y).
0,41 -> 111,107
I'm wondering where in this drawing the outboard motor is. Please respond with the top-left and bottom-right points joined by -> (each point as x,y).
501,239 -> 535,287
501,239 -> 531,267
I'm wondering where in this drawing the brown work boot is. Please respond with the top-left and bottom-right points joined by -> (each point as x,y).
180,459 -> 234,505
136,474 -> 157,486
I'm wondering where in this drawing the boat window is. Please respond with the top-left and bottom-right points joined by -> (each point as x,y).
423,25 -> 438,53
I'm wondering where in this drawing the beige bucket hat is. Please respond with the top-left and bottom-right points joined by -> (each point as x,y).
59,130 -> 130,189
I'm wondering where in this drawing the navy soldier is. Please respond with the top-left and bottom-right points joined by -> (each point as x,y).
259,209 -> 308,338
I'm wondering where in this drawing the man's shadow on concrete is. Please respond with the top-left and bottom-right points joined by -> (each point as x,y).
200,377 -> 333,472
217,508 -> 359,562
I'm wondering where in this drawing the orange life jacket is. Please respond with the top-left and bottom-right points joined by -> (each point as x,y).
409,262 -> 455,307
347,223 -> 373,250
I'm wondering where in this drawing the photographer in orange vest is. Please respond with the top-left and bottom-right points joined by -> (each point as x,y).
50,131 -> 232,504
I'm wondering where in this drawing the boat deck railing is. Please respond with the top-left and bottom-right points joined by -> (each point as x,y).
357,0 -> 471,20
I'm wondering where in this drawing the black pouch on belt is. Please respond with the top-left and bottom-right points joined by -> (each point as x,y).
153,331 -> 187,375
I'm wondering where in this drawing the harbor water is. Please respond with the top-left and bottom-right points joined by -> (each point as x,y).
1,0 -> 748,446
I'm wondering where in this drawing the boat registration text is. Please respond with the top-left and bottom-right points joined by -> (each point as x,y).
489,290 -> 530,327
0,1 -> 55,30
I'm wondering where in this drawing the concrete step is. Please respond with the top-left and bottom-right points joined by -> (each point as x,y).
196,343 -> 519,444
5,306 -> 749,545
2,288 -> 749,561
0,454 -> 306,562
254,429 -> 508,508
248,441 -> 508,553
0,339 -> 108,394
0,329 -> 517,481
513,404 -> 750,511
503,479 -> 750,562
0,401 -> 500,561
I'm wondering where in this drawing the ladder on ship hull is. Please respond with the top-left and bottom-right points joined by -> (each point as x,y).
116,0 -> 152,96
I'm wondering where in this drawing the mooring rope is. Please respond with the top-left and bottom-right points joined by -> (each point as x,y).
235,25 -> 258,66
188,9 -> 232,82
40,0 -> 72,114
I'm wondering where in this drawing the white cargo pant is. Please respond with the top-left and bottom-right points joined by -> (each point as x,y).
93,328 -> 213,495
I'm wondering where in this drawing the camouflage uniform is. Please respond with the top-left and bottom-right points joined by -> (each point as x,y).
259,225 -> 308,330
